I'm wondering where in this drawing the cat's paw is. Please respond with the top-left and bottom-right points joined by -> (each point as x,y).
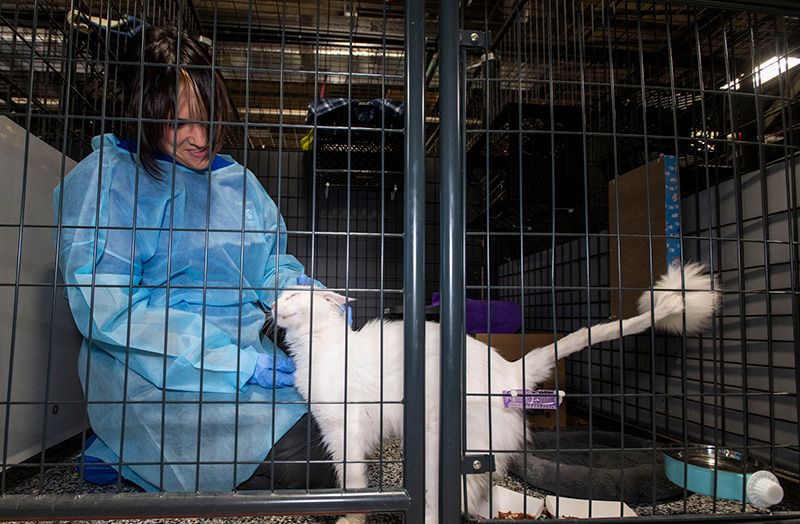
336,515 -> 366,524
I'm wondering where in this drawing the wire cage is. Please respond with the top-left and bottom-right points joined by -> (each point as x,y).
0,0 -> 799,522
1,0 -> 415,520
456,0 -> 800,521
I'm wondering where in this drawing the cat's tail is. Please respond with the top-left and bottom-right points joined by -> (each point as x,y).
636,261 -> 720,334
523,262 -> 719,384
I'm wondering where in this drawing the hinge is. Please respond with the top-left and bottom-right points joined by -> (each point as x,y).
462,454 -> 496,474
459,30 -> 488,49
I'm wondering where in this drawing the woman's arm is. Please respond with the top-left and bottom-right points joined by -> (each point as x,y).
255,176 -> 324,303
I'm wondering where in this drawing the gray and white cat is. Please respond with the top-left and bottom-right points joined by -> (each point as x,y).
271,263 -> 719,523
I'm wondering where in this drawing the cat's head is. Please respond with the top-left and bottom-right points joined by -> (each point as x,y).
271,286 -> 352,334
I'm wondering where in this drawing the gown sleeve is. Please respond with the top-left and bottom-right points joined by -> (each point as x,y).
252,173 -> 323,304
56,152 -> 259,393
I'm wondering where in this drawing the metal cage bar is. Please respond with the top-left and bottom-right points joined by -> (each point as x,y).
403,0 -> 427,522
439,0 -> 465,522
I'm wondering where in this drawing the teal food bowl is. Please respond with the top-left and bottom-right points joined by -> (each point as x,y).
663,447 -> 783,509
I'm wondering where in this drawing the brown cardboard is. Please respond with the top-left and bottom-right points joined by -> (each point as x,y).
475,333 -> 567,428
608,157 -> 667,319
474,333 -> 558,363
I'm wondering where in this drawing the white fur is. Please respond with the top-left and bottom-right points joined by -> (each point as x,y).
637,261 -> 720,335
273,264 -> 718,523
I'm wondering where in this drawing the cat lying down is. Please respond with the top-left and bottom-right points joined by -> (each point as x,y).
270,262 -> 719,524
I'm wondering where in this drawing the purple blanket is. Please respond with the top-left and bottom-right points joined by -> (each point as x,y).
431,293 -> 522,334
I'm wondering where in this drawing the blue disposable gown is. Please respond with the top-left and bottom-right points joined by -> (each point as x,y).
55,134 -> 308,491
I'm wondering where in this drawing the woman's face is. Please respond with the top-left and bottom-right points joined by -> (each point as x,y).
159,82 -> 217,171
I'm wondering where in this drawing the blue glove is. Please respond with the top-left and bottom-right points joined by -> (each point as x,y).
296,274 -> 314,286
340,303 -> 354,327
248,352 -> 296,388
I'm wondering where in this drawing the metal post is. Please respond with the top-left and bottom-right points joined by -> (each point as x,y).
404,0 -> 426,521
0,491 -> 410,520
439,0 -> 464,521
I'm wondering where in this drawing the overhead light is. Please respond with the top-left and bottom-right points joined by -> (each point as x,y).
690,129 -> 719,139
720,55 -> 800,90
9,97 -> 61,107
243,108 -> 308,117
316,46 -> 405,58
222,42 -> 404,60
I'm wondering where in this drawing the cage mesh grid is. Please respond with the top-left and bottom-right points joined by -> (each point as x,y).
1,0 -> 409,517
221,0 -> 405,499
0,0 -> 799,522
462,0 -> 799,520
0,0 -> 197,158
203,0 -> 408,151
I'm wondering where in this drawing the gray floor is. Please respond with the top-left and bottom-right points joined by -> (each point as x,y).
4,437 -> 797,522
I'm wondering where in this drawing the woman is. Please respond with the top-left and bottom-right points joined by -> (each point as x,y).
56,27 -> 336,492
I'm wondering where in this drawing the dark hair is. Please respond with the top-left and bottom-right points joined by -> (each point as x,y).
123,27 -> 233,176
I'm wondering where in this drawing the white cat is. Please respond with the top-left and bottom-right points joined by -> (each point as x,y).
271,263 -> 719,524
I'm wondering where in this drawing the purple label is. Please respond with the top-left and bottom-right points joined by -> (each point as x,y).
502,389 -> 564,410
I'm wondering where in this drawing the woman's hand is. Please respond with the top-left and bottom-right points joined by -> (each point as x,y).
296,274 -> 314,286
249,352 -> 296,388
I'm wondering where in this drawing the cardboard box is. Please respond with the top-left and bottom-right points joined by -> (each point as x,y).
475,333 -> 566,428
608,155 -> 681,319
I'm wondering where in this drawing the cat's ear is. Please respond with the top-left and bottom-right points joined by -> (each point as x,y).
320,290 -> 348,307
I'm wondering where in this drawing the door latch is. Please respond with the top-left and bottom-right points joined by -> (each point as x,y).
459,30 -> 488,48
462,454 -> 496,474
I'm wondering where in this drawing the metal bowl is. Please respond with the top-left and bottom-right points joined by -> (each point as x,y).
666,446 -> 762,474
663,446 -> 762,503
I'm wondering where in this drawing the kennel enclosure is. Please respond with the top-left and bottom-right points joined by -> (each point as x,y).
0,0 -> 799,522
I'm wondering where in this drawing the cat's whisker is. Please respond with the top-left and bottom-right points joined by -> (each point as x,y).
261,314 -> 275,336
